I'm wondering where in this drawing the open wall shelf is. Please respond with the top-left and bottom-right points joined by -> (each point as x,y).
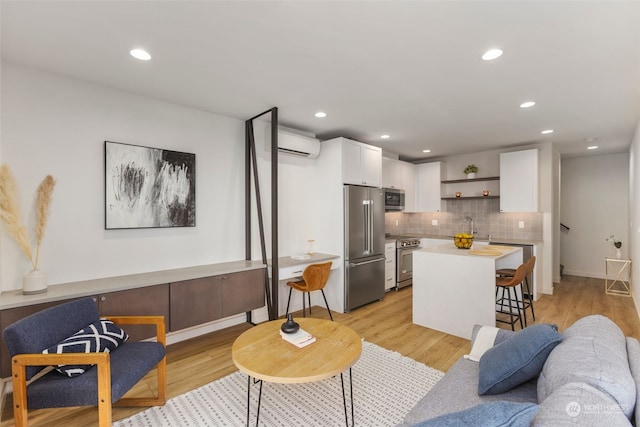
442,195 -> 500,200
441,176 -> 500,184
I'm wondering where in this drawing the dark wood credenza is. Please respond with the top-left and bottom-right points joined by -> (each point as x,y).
0,260 -> 266,378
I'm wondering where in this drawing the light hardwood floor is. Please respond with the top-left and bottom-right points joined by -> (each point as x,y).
2,275 -> 639,426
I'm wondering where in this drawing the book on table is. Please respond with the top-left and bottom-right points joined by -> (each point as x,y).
280,328 -> 316,348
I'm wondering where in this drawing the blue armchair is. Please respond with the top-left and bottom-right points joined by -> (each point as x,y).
3,297 -> 167,426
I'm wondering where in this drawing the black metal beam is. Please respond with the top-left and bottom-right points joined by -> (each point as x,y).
270,108 -> 279,321
245,108 -> 279,321
245,121 -> 252,261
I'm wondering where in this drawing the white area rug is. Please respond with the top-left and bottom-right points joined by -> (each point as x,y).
115,341 -> 443,426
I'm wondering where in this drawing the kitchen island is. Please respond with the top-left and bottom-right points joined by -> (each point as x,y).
413,242 -> 522,339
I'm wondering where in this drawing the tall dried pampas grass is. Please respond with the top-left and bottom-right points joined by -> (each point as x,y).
0,165 -> 56,270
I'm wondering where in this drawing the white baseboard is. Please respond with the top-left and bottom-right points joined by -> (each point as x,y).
561,269 -> 605,280
166,306 -> 269,345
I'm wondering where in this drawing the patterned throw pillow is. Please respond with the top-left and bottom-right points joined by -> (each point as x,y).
43,319 -> 129,377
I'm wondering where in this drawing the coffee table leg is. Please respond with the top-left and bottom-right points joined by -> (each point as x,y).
256,379 -> 263,425
349,368 -> 354,424
340,368 -> 355,426
246,376 -> 264,427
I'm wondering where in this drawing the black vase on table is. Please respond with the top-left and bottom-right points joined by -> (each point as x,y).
281,313 -> 300,334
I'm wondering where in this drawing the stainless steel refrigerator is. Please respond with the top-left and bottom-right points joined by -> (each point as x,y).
344,185 -> 386,311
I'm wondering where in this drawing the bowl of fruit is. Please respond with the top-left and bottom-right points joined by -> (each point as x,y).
454,233 -> 474,249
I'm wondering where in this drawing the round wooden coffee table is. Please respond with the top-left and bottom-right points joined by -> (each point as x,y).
232,317 -> 362,426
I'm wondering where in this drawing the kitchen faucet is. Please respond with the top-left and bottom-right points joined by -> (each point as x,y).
464,216 -> 476,235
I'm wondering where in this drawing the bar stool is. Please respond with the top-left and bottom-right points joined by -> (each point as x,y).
285,261 -> 333,321
495,262 -> 528,331
496,256 -> 536,325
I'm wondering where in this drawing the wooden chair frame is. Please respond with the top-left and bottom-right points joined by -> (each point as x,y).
10,315 -> 167,427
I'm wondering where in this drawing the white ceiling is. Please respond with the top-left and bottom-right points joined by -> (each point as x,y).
2,1 -> 640,161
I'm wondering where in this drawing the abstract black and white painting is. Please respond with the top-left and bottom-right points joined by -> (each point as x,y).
105,141 -> 196,229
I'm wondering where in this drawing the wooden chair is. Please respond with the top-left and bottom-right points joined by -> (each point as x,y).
285,261 -> 333,321
497,256 -> 536,325
495,262 -> 529,331
3,298 -> 166,427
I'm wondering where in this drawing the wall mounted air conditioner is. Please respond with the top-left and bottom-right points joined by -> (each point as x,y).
265,127 -> 321,159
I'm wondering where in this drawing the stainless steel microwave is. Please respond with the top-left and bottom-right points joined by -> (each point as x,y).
384,188 -> 405,211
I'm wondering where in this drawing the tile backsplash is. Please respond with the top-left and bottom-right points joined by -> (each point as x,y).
385,198 -> 543,241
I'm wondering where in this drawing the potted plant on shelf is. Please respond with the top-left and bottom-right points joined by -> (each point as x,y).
464,164 -> 478,179
0,165 -> 56,294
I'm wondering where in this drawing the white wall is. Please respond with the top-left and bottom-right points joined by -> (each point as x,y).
0,62 -> 242,289
0,62 -> 324,297
553,148 -> 562,284
628,119 -> 640,313
560,153 -> 629,278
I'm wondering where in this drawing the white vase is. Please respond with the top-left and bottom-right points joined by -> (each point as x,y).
616,248 -> 622,259
23,270 -> 48,295
467,172 -> 476,179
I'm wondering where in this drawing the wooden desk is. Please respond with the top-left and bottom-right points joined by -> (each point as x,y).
268,252 -> 340,280
268,253 -> 340,316
232,318 -> 361,424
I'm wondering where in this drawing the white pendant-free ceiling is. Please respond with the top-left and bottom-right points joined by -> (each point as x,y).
2,1 -> 639,160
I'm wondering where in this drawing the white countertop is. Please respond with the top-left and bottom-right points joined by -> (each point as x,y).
0,260 -> 266,310
268,252 -> 340,269
416,242 -> 521,259
398,234 -> 542,245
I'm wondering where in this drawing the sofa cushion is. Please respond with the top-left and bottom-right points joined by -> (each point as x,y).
43,319 -> 129,377
413,401 -> 539,427
625,337 -> 640,426
537,315 -> 635,419
478,324 -> 561,395
532,382 -> 632,426
398,357 -> 538,426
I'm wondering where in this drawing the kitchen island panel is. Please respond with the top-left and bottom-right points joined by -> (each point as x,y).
413,244 -> 522,339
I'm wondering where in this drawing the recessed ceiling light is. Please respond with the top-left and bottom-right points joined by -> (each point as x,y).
482,48 -> 503,61
587,146 -> 599,150
541,129 -> 554,134
380,134 -> 390,139
585,137 -> 597,142
422,149 -> 431,153
130,48 -> 151,61
520,101 -> 536,108
314,112 -> 327,118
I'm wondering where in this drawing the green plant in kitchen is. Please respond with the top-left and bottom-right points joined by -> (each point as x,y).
464,164 -> 479,174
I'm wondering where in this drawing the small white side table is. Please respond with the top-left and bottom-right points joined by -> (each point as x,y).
605,258 -> 632,296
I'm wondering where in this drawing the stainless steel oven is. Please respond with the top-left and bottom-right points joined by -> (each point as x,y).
396,237 -> 421,288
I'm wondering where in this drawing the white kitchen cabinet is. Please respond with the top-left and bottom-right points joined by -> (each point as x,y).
382,157 -> 402,189
382,157 -> 416,210
500,149 -> 538,212
400,161 -> 416,211
341,138 -> 382,187
385,241 -> 396,291
416,162 -> 443,212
